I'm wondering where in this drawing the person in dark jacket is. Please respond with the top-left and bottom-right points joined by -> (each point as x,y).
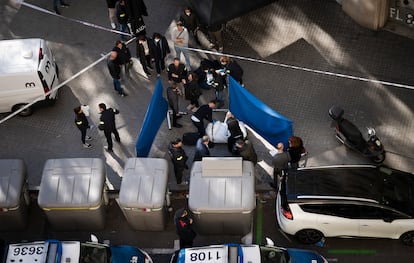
112,40 -> 132,76
136,35 -> 155,75
125,0 -> 147,36
191,100 -> 216,138
179,7 -> 200,37
211,69 -> 226,108
233,139 -> 258,165
168,138 -> 188,184
98,103 -> 120,152
167,58 -> 187,85
107,51 -> 126,96
225,112 -> 243,153
115,0 -> 129,40
287,136 -> 305,169
184,72 -> 201,109
220,56 -> 244,86
152,32 -> 170,76
167,83 -> 183,128
174,208 -> 197,248
193,135 -> 210,162
74,106 -> 92,148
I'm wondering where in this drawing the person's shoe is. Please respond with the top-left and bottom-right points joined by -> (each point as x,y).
157,73 -> 160,77
61,2 -> 70,7
85,136 -> 92,141
54,9 -> 61,15
83,143 -> 92,148
104,146 -> 113,152
120,92 -> 128,97
173,123 -> 183,128
111,22 -> 116,29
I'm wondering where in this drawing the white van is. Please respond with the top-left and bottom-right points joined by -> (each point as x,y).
0,38 -> 59,116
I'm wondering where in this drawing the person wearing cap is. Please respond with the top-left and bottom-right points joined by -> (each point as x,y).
171,21 -> 191,70
168,138 -> 188,184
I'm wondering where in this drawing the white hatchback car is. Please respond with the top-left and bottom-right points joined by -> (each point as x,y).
276,165 -> 414,245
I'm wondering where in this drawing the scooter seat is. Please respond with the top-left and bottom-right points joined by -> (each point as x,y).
338,119 -> 365,146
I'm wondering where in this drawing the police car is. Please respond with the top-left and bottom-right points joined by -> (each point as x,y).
169,239 -> 327,263
2,239 -> 153,263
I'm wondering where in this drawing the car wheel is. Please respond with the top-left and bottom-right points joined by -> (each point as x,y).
400,231 -> 414,246
295,229 -> 324,244
13,104 -> 33,117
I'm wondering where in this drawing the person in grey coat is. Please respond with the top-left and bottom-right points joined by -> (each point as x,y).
167,83 -> 183,128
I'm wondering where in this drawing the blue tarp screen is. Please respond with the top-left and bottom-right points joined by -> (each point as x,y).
228,76 -> 293,146
136,79 -> 168,157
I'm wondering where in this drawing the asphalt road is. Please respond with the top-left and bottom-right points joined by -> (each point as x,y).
1,0 -> 414,262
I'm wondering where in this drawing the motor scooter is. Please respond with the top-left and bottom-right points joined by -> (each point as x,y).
328,105 -> 385,163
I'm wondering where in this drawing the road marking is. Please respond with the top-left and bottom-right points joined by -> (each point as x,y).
328,249 -> 376,254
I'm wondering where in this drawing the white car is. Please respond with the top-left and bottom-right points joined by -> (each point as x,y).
276,165 -> 414,245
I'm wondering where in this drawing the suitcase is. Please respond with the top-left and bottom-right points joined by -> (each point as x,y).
182,132 -> 199,145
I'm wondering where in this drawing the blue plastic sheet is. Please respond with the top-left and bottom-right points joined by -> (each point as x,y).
228,76 -> 293,146
136,79 -> 168,157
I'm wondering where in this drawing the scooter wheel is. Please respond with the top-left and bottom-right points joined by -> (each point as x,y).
373,153 -> 386,163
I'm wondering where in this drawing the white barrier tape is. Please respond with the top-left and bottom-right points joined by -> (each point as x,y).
21,1 -> 133,37
185,47 -> 414,90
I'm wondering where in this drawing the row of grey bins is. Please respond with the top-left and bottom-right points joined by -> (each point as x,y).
0,157 -> 255,235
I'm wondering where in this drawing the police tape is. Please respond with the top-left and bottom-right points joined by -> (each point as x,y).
185,47 -> 414,91
21,1 -> 133,37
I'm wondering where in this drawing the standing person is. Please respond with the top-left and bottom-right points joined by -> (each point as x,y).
210,69 -> 226,108
174,209 -> 197,249
53,0 -> 69,15
233,139 -> 258,165
112,40 -> 132,76
208,23 -> 224,52
73,106 -> 92,148
167,83 -> 183,128
193,135 -> 210,162
225,112 -> 243,153
167,58 -> 187,94
270,142 -> 291,189
107,51 -> 127,96
98,103 -> 120,152
125,0 -> 148,36
152,32 -> 170,77
191,100 -> 216,138
179,7 -> 200,40
220,56 -> 244,86
287,136 -> 305,169
171,21 -> 191,70
106,0 -> 117,29
168,138 -> 188,184
136,35 -> 155,76
115,0 -> 130,40
184,72 -> 201,110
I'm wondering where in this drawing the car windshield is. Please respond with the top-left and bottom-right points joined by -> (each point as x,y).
259,247 -> 289,263
80,242 -> 109,263
380,167 -> 414,216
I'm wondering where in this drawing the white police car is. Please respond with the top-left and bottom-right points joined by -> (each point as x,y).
169,239 -> 327,263
2,239 -> 153,263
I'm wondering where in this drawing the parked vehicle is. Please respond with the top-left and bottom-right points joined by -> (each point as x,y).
169,238 -> 327,263
276,165 -> 414,245
0,38 -> 59,117
328,105 -> 385,163
1,239 -> 153,263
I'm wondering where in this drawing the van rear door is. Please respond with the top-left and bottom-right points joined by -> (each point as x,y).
37,39 -> 59,99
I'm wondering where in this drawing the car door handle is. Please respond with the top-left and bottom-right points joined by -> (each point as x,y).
321,222 -> 330,224
360,224 -> 369,227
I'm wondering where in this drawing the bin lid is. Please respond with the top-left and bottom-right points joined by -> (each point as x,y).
38,158 -> 105,209
0,159 -> 26,208
189,160 -> 256,213
119,158 -> 168,209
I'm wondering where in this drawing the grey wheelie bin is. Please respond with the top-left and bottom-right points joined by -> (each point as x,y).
189,157 -> 256,235
37,158 -> 107,231
0,159 -> 29,230
119,158 -> 169,231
